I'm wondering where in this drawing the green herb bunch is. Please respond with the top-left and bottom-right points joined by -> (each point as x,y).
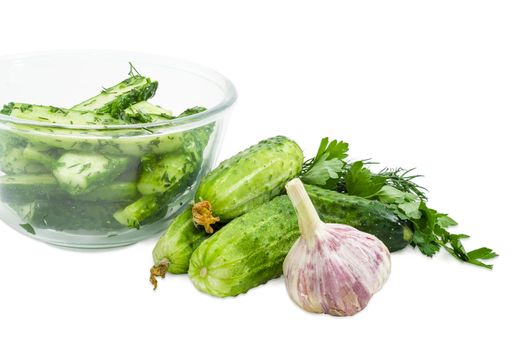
301,138 -> 497,269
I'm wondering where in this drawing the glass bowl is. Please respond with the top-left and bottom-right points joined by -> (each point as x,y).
0,50 -> 236,248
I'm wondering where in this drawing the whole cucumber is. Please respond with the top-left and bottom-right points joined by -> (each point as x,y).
188,185 -> 411,297
150,207 -> 209,289
193,136 -> 303,233
189,195 -> 300,297
306,184 -> 412,252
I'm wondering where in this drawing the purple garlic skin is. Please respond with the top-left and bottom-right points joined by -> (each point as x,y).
283,178 -> 391,317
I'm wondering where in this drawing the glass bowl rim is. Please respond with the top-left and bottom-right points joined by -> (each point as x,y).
0,49 -> 237,131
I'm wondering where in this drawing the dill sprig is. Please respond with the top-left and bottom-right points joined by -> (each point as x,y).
378,167 -> 427,200
128,62 -> 142,78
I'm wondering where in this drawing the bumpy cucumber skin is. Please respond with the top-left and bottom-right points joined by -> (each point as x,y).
189,195 -> 300,297
195,136 -> 303,221
152,207 -> 209,274
188,187 -> 410,298
305,184 -> 412,252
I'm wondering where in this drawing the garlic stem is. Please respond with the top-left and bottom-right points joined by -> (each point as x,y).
285,178 -> 323,241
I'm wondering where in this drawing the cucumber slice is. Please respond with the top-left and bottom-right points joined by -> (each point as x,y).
137,153 -> 197,195
72,76 -> 158,119
14,200 -> 125,231
3,103 -> 120,125
0,174 -> 65,203
126,101 -> 172,118
73,182 -> 139,202
113,194 -> 167,229
0,146 -> 48,175
53,152 -> 131,194
22,144 -> 61,170
9,125 -> 189,156
0,132 -> 46,174
7,106 -> 210,156
177,106 -> 207,117
125,101 -> 173,123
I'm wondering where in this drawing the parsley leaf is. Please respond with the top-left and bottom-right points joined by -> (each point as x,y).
345,161 -> 386,198
301,137 -> 349,189
408,201 -> 498,268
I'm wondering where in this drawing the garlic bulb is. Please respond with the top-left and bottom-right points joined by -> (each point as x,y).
283,178 -> 392,316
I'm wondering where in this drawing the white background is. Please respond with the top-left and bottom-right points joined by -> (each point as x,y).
0,1 -> 530,349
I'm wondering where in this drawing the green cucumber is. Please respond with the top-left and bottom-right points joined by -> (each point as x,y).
73,182 -> 139,202
8,112 -> 209,157
2,102 -> 120,125
0,174 -> 65,203
72,75 -> 158,119
188,185 -> 411,297
125,101 -> 173,123
150,207 -> 209,288
14,200 -> 124,231
177,106 -> 207,118
22,144 -> 61,170
137,152 -> 197,195
53,152 -> 131,195
126,101 -> 172,116
0,130 -> 48,174
193,136 -> 303,233
113,194 -> 167,229
305,184 -> 412,252
0,146 -> 48,175
11,125 -> 189,156
189,195 -> 300,297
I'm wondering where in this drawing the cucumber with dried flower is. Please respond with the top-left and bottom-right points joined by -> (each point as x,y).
188,185 -> 411,297
192,136 -> 303,233
149,207 -> 209,289
189,195 -> 300,297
